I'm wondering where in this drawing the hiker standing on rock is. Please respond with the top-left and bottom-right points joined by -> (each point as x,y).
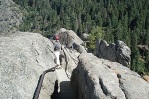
53,35 -> 61,68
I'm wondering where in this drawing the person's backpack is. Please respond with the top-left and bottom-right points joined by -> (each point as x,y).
54,42 -> 61,51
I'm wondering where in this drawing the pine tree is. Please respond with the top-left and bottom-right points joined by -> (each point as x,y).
88,26 -> 104,49
13,0 -> 149,73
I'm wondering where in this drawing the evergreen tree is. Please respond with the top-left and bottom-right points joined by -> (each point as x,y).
88,26 -> 104,49
13,0 -> 149,73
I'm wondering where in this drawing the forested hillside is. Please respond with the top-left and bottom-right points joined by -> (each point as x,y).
13,0 -> 149,74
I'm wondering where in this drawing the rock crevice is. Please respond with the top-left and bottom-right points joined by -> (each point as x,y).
96,40 -> 131,67
71,53 -> 149,99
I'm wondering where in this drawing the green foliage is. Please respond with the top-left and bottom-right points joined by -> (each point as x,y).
88,26 -> 104,49
145,51 -> 149,73
13,0 -> 149,74
131,56 -> 145,73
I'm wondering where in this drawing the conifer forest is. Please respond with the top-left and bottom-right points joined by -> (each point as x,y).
13,0 -> 149,74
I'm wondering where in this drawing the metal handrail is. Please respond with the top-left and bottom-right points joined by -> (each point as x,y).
33,66 -> 57,99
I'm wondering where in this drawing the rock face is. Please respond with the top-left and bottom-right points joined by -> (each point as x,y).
59,29 -> 86,53
0,0 -> 23,36
55,29 -> 149,99
82,33 -> 89,41
2,1 -> 147,99
60,47 -> 80,78
71,53 -> 149,99
0,32 -> 57,99
96,40 -> 131,67
53,28 -> 86,78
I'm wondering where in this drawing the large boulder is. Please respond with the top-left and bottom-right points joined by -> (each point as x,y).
0,32 -> 57,99
96,40 -> 131,67
53,29 -> 86,77
0,0 -> 23,36
82,33 -> 89,41
59,28 -> 86,53
50,29 -> 87,77
71,53 -> 149,99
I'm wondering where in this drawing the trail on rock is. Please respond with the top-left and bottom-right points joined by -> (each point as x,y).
55,68 -> 75,99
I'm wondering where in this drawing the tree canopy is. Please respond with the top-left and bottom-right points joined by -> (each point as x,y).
13,0 -> 149,74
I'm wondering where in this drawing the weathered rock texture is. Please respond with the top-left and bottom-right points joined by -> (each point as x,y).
60,47 -> 80,78
82,33 -> 89,41
96,40 -> 131,67
52,28 -> 86,78
0,0 -> 23,36
59,29 -> 86,53
71,53 -> 149,99
0,32 -> 57,99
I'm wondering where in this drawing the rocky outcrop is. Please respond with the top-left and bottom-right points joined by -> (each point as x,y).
50,28 -> 86,77
82,33 -> 89,41
143,75 -> 149,83
59,29 -> 87,53
0,32 -> 57,99
0,0 -> 23,36
71,53 -> 149,99
96,40 -> 131,67
60,47 -> 80,78
54,28 -> 86,77
54,29 -> 149,99
2,1 -> 147,99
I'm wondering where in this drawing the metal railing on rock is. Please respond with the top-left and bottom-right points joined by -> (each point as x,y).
33,66 -> 57,99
